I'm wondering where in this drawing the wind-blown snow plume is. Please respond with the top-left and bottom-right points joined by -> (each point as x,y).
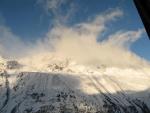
0,8 -> 149,68
27,9 -> 148,68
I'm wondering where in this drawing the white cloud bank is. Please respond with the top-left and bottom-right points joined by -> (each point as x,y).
0,8 -> 149,68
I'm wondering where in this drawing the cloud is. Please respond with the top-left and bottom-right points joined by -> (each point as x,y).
0,8 -> 149,68
0,15 -> 28,58
25,8 -> 147,68
74,8 -> 123,38
45,0 -> 66,11
37,0 -> 67,13
0,25 -> 33,58
37,0 -> 75,24
104,29 -> 144,49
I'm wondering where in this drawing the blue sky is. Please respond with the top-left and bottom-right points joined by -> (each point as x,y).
0,0 -> 150,61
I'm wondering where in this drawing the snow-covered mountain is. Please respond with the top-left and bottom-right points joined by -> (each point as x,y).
0,56 -> 150,113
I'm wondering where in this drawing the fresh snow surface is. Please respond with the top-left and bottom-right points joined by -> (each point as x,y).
0,56 -> 150,113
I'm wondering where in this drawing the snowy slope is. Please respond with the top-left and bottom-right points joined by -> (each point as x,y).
0,56 -> 150,113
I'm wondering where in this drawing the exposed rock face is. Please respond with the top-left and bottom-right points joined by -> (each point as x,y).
0,56 -> 21,70
0,56 -> 6,71
6,60 -> 22,69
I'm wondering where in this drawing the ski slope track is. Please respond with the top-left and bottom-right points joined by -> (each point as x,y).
0,56 -> 150,113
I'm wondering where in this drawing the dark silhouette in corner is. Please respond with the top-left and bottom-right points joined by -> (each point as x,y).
134,0 -> 150,39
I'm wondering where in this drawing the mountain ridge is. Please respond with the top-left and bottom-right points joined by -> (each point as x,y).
0,56 -> 150,113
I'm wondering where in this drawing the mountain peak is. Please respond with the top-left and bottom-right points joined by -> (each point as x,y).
0,55 -> 150,113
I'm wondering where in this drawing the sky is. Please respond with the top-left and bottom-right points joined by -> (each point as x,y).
0,0 -> 150,63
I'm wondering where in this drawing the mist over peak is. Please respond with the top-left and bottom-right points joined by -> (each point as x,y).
0,8 -> 149,68
0,1 -> 150,113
